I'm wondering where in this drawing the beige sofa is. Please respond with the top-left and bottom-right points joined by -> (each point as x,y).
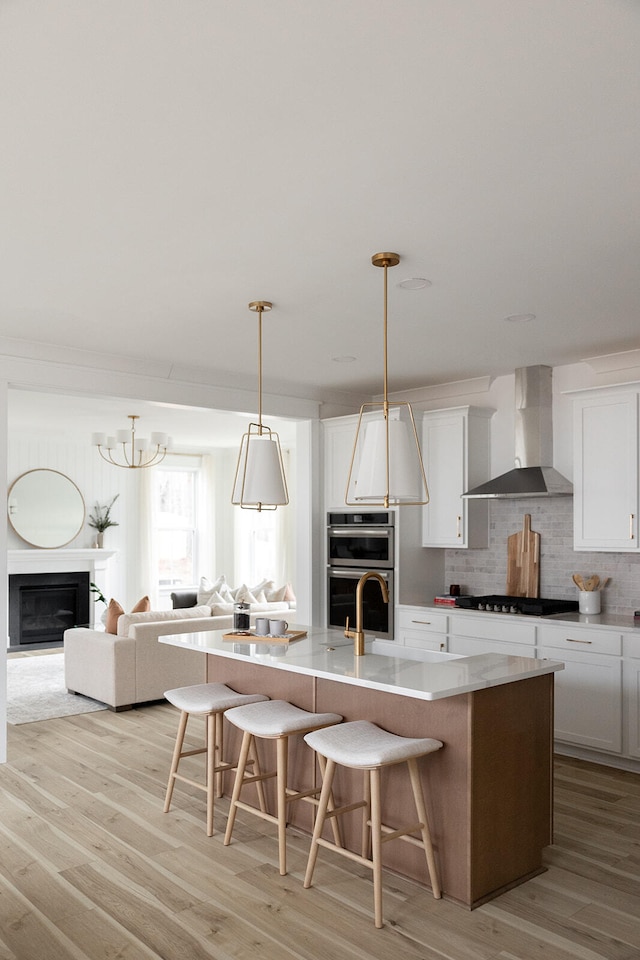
63,602 -> 292,710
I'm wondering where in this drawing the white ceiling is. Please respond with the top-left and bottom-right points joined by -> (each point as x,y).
2,1 -> 640,408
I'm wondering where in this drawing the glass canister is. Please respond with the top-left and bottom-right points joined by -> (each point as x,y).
233,601 -> 251,633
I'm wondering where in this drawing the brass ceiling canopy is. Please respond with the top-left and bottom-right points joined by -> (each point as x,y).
371,252 -> 400,268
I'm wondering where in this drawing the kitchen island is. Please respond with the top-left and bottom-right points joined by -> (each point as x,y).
160,626 -> 563,909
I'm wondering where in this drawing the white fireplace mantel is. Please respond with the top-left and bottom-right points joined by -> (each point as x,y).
8,549 -> 117,578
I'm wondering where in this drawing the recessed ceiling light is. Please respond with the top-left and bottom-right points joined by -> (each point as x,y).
332,355 -> 357,363
503,313 -> 536,323
397,277 -> 432,290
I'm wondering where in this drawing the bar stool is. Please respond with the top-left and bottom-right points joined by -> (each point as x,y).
163,682 -> 269,836
303,719 -> 443,928
223,700 -> 343,875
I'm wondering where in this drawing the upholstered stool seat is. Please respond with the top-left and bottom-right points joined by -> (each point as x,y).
303,719 -> 443,928
163,682 -> 269,836
223,699 -> 343,875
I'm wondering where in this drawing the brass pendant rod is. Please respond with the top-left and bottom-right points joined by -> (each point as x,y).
257,307 -> 263,435
382,262 -> 389,417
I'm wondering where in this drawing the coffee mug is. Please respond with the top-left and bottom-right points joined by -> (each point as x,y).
254,617 -> 270,636
269,618 -> 288,637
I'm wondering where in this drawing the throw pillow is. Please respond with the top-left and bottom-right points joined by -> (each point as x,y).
131,595 -> 151,613
234,584 -> 259,604
197,574 -> 228,605
105,598 -> 124,635
266,584 -> 287,603
105,596 -> 152,635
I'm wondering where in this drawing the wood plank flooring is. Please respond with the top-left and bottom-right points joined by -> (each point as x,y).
1,701 -> 639,959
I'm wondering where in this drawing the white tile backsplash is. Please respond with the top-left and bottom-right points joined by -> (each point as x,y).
445,499 -> 640,617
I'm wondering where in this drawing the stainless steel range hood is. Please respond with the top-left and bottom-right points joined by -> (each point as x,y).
462,365 -> 573,499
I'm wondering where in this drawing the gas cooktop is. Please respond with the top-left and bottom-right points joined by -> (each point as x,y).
454,595 -> 579,616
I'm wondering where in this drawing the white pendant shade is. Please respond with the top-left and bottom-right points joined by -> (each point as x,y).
352,416 -> 426,503
232,432 -> 288,509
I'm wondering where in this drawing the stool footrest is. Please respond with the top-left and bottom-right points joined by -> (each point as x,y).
322,799 -> 367,819
379,821 -> 424,844
315,837 -> 372,871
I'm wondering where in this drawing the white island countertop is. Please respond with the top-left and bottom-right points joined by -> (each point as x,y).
159,625 -> 564,702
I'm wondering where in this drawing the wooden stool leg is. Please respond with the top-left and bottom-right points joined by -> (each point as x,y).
407,757 -> 441,899
304,757 -> 336,889
164,709 -> 188,813
361,768 -> 371,859
276,736 -> 288,875
223,730 -> 253,846
317,753 -> 343,848
206,712 -> 216,837
250,738 -> 268,813
215,713 -> 224,798
370,768 -> 384,929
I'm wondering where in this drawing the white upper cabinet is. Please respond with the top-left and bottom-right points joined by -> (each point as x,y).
323,415 -> 360,511
573,390 -> 639,551
421,406 -> 493,548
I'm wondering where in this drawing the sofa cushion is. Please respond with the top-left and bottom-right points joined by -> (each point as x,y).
117,604 -> 211,637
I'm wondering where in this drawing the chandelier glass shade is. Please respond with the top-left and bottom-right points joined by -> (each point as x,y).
346,253 -> 429,507
92,415 -> 171,469
231,301 -> 289,511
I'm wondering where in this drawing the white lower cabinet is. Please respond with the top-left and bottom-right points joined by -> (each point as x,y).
396,605 -> 448,653
393,608 -> 638,768
623,633 -> 640,759
537,624 -> 623,755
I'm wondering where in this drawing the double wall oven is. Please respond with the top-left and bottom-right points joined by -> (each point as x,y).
326,512 -> 394,640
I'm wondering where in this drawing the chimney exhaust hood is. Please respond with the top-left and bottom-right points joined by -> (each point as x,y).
462,365 -> 572,499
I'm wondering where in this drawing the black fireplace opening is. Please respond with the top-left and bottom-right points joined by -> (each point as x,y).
8,572 -> 91,649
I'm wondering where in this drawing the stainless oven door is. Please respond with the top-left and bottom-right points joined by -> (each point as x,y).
327,525 -> 394,568
327,566 -> 394,639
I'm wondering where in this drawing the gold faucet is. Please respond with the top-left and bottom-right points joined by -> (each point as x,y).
344,571 -> 389,656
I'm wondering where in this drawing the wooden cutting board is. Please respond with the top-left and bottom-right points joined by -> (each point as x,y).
506,514 -> 540,597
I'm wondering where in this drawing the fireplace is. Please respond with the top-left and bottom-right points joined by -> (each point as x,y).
8,571 -> 91,649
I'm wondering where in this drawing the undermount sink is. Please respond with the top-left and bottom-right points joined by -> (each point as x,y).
370,639 -> 463,662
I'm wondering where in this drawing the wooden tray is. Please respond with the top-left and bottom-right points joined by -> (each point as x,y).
222,630 -> 307,645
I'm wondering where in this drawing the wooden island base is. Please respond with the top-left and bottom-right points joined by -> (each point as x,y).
205,654 -> 554,909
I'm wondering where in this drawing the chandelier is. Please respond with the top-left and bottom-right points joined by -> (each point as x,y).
231,301 -> 289,510
346,252 -> 429,507
92,415 -> 171,469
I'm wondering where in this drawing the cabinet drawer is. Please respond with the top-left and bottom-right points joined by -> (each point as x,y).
537,624 -> 622,656
398,607 -> 448,635
449,614 -> 536,645
623,632 -> 640,658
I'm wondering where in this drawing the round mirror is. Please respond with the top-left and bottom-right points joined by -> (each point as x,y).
8,469 -> 86,548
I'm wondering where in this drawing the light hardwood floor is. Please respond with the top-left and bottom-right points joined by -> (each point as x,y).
1,701 -> 640,960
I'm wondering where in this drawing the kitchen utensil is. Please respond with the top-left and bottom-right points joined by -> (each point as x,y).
584,575 -> 600,591
572,574 -> 585,590
506,514 -> 540,598
600,577 -> 611,589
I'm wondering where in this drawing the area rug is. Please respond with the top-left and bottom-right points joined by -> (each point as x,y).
6,653 -> 107,724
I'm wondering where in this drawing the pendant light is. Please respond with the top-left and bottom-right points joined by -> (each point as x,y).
231,301 -> 289,511
346,252 -> 429,507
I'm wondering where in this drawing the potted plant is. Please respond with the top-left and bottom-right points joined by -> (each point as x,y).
88,494 -> 119,547
90,581 -> 109,624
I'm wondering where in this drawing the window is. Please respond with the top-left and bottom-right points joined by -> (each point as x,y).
154,466 -> 198,595
234,507 -> 279,588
